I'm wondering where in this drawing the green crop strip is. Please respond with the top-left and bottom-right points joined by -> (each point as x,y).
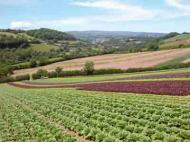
0,88 -> 79,142
0,84 -> 190,141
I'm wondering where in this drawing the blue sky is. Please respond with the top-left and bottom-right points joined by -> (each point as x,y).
1,0 -> 190,32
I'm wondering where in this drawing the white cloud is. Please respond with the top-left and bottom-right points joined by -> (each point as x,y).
10,21 -> 33,29
10,18 -> 87,30
10,0 -> 190,31
166,0 -> 190,13
72,0 -> 157,21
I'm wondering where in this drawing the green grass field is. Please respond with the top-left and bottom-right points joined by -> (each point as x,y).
30,44 -> 59,52
0,84 -> 190,142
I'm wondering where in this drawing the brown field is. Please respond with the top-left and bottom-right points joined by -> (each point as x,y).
14,48 -> 190,76
159,39 -> 190,49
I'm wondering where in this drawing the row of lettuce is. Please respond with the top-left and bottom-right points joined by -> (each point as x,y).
0,90 -> 77,142
1,86 -> 190,142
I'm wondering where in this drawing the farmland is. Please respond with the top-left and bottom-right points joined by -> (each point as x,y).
13,48 -> 190,76
1,63 -> 190,142
0,84 -> 190,142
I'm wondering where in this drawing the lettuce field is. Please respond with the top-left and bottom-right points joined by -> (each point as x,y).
0,84 -> 190,142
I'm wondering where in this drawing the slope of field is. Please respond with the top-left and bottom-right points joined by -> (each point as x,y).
13,48 -> 190,76
160,34 -> 190,49
0,84 -> 190,141
155,52 -> 190,67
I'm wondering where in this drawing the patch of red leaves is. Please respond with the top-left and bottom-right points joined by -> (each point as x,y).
8,81 -> 190,96
76,81 -> 190,96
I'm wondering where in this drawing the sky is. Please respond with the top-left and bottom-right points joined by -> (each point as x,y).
1,0 -> 190,33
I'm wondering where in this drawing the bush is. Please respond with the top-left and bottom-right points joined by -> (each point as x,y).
12,63 -> 30,70
0,76 -> 14,83
15,74 -> 30,81
0,74 -> 30,83
83,61 -> 95,75
94,69 -> 124,75
55,67 -> 63,77
0,63 -> 13,77
30,60 -> 37,67
33,69 -> 48,79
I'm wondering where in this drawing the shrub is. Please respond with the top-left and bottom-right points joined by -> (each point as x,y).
15,74 -> 30,81
83,61 -> 95,75
12,63 -> 29,70
59,70 -> 83,77
55,67 -> 63,77
94,69 -> 124,75
30,60 -> 37,67
35,69 -> 48,78
0,74 -> 30,83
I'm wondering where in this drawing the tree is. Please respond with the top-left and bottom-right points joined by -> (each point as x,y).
0,63 -> 12,77
55,67 -> 62,77
83,61 -> 95,75
147,40 -> 159,51
30,60 -> 37,67
36,69 -> 48,78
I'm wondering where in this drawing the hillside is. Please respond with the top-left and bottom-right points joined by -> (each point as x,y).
0,29 -> 104,69
1,29 -> 190,75
13,48 -> 190,76
27,28 -> 76,41
159,33 -> 190,49
0,32 -> 31,49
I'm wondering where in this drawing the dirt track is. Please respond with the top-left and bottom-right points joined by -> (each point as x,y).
14,48 -> 190,76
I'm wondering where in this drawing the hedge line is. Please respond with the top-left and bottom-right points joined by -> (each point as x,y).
32,63 -> 190,80
1,62 -> 190,83
0,74 -> 30,83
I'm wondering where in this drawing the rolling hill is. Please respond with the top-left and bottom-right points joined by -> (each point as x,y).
159,33 -> 190,49
68,31 -> 166,42
27,28 -> 76,41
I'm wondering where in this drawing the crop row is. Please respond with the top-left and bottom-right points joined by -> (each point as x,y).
9,80 -> 190,96
76,81 -> 190,96
1,85 -> 190,142
0,93 -> 78,142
